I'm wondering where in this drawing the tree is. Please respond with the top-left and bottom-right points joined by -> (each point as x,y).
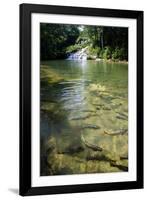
40,23 -> 128,61
40,23 -> 80,60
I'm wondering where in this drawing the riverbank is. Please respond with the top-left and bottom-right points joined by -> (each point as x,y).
94,58 -> 128,64
41,58 -> 128,64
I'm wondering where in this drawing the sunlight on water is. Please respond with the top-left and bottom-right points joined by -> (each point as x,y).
40,60 -> 128,176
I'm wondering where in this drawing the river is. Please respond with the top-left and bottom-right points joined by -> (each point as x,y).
40,60 -> 128,176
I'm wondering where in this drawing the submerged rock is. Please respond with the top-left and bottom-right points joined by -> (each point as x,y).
88,84 -> 106,95
100,95 -> 116,101
41,102 -> 57,113
46,136 -> 57,154
41,65 -> 65,84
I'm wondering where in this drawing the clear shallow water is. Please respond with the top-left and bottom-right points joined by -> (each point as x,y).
40,60 -> 128,176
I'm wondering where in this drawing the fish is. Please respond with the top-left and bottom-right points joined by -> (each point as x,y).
58,146 -> 84,155
102,106 -> 111,111
116,112 -> 128,118
81,134 -> 102,151
104,129 -> 128,136
81,109 -> 96,113
92,103 -> 104,106
69,116 -> 89,120
82,124 -> 100,129
110,161 -> 128,171
116,114 -> 127,120
95,104 -> 111,110
120,155 -> 128,160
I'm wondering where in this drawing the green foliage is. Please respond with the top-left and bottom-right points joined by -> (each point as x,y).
112,47 -> 127,61
66,43 -> 86,53
88,47 -> 101,57
41,23 -> 128,61
41,23 -> 80,60
102,46 -> 112,60
99,48 -> 105,59
112,47 -> 119,60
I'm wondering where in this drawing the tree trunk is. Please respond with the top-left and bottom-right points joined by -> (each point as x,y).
101,28 -> 104,49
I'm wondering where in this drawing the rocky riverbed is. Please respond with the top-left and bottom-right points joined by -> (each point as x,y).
40,61 -> 128,176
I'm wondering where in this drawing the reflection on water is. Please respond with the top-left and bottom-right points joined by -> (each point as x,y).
40,60 -> 128,176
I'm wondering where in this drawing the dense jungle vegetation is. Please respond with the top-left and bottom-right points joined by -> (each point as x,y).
40,23 -> 128,61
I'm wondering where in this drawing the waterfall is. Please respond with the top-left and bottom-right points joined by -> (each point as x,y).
67,47 -> 88,61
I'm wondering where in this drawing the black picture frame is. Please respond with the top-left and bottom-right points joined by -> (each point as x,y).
19,3 -> 144,196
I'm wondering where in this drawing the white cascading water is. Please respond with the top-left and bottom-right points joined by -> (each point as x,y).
67,47 -> 88,60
